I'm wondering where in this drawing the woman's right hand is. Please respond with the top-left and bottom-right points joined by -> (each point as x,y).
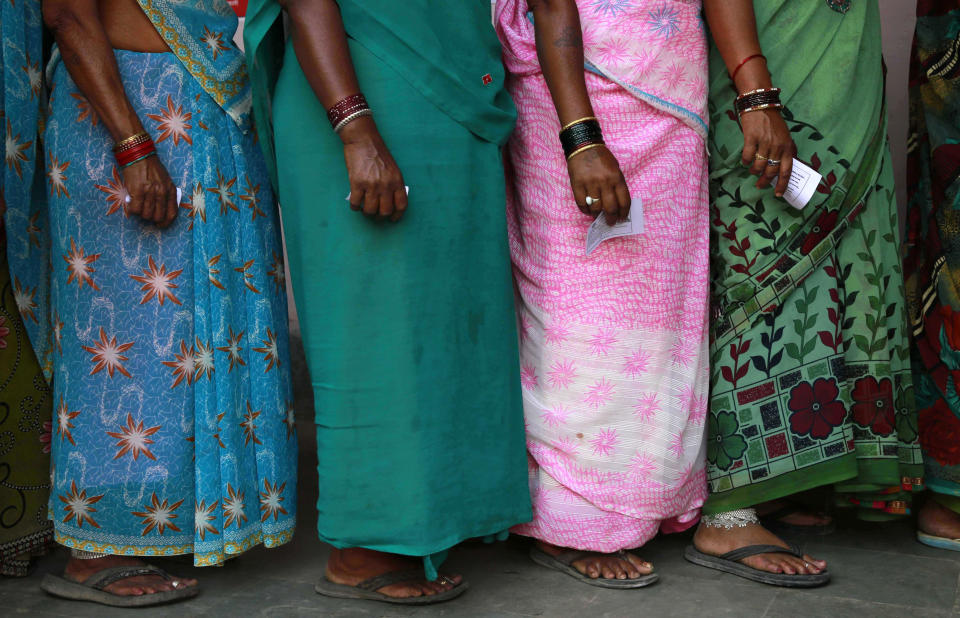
121,155 -> 179,228
567,145 -> 631,225
340,117 -> 408,223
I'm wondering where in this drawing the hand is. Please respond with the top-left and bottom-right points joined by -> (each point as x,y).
341,117 -> 407,222
121,154 -> 178,228
740,108 -> 796,198
568,145 -> 630,225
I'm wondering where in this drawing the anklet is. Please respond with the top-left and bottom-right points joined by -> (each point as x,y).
702,508 -> 759,529
71,549 -> 110,559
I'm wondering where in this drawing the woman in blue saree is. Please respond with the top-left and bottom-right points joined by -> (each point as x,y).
32,0 -> 296,606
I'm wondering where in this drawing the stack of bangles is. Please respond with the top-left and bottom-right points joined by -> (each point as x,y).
734,87 -> 784,118
327,93 -> 372,133
114,131 -> 156,169
559,116 -> 604,161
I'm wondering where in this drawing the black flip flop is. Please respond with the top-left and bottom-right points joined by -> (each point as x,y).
40,565 -> 200,607
529,547 -> 659,589
314,569 -> 467,605
683,543 -> 830,588
760,503 -> 835,536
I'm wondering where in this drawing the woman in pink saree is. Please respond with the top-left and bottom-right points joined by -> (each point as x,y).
495,0 -> 796,587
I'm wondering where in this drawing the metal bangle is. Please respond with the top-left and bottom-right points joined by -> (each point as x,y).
566,143 -> 604,161
120,151 -> 157,169
333,109 -> 373,134
560,116 -> 598,132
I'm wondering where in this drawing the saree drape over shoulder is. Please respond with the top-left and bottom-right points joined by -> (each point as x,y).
706,0 -> 921,517
244,0 -> 531,577
495,0 -> 709,552
39,0 -> 296,565
905,0 -> 960,514
0,0 -> 54,576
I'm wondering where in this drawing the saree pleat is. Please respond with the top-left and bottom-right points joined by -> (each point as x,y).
705,0 -> 922,517
904,1 -> 960,511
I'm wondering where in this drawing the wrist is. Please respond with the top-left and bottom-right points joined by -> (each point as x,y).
338,115 -> 378,146
733,63 -> 773,95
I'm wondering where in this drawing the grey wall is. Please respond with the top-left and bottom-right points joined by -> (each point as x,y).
880,0 -> 917,210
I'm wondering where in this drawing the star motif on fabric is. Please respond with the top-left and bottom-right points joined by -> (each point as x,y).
668,431 -> 685,458
584,378 -> 614,409
283,401 -> 296,440
240,175 -> 265,220
207,168 -> 238,214
201,26 -> 229,60
27,212 -> 42,248
194,338 -> 214,381
22,53 -> 42,98
132,493 -> 184,536
56,396 -> 80,446
252,328 -> 280,372
543,321 -> 569,345
63,238 -> 101,290
207,254 -> 225,290
590,427 -> 618,456
222,484 -> 247,529
69,92 -> 98,126
5,119 -> 33,180
552,436 -> 580,456
13,276 -> 38,324
634,392 -> 661,421
547,359 -> 577,389
234,259 -> 261,294
267,252 -> 285,294
195,499 -> 219,541
216,327 -> 246,372
47,152 -> 71,198
259,480 -> 288,522
163,339 -> 197,388
587,329 -> 617,356
146,95 -> 193,146
106,413 -> 161,461
623,349 -> 651,378
181,182 -> 206,229
130,256 -> 183,306
82,328 -> 134,378
52,313 -> 64,355
94,167 -> 130,216
240,401 -> 262,446
540,405 -> 571,428
520,364 -> 538,390
59,480 -> 104,529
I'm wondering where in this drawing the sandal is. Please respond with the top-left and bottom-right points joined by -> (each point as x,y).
759,502 -> 835,536
684,543 -> 830,588
40,565 -> 200,607
917,530 -> 960,551
314,569 -> 468,605
529,547 -> 659,589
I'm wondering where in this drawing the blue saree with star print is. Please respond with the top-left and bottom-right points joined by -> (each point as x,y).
37,0 -> 297,566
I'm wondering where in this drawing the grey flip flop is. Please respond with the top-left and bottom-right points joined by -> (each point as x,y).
529,547 -> 659,589
40,565 -> 200,607
683,543 -> 830,588
314,569 -> 468,605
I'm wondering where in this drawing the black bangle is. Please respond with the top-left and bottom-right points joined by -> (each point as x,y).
735,88 -> 782,116
560,118 -> 604,159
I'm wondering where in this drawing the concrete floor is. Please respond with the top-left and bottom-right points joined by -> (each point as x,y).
3,337 -> 960,617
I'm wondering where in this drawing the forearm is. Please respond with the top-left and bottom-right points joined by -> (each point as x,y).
282,0 -> 374,142
703,0 -> 772,93
529,0 -> 594,126
43,0 -> 144,141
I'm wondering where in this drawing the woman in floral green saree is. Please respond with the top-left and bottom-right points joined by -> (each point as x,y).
689,0 -> 922,585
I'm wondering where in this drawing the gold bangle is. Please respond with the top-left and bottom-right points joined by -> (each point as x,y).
737,87 -> 780,98
560,116 -> 598,132
113,131 -> 151,151
566,143 -> 604,161
738,103 -> 784,116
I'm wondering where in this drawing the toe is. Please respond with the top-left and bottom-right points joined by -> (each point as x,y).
625,554 -> 652,575
601,565 -> 616,579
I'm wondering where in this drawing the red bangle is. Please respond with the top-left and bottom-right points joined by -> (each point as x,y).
730,53 -> 766,83
116,140 -> 156,167
327,94 -> 370,129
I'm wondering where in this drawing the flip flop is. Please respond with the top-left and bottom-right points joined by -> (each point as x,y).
760,503 -> 835,536
917,530 -> 960,551
683,544 -> 830,588
529,547 -> 659,589
40,565 -> 200,607
314,569 -> 468,605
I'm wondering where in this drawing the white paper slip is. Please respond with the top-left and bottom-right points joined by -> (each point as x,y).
585,197 -> 644,257
781,159 -> 822,210
125,187 -> 182,204
345,186 -> 410,201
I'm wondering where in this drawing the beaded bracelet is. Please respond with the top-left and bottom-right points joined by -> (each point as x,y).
559,117 -> 604,160
327,94 -> 371,132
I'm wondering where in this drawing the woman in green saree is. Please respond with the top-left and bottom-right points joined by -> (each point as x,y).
689,0 -> 921,586
244,0 -> 531,605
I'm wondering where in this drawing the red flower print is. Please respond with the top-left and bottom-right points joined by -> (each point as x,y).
81,328 -> 134,378
919,400 -> 960,466
39,421 -> 52,454
0,315 -> 9,349
850,376 -> 895,436
800,209 -> 839,255
788,378 -> 846,440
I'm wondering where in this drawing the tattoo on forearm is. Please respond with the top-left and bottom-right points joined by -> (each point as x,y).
554,26 -> 582,49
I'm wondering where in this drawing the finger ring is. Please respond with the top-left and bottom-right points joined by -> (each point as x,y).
803,562 -> 810,568
767,159 -> 781,166
171,581 -> 180,588
585,196 -> 600,206
755,153 -> 768,161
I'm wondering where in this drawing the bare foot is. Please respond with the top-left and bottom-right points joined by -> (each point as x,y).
918,498 -> 960,539
324,548 -> 462,600
64,555 -> 197,596
536,541 -> 653,581
756,500 -> 833,528
693,522 -> 826,576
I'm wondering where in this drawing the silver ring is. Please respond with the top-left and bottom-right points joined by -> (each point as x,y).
803,562 -> 810,568
436,575 -> 454,586
171,581 -> 180,588
585,196 -> 600,206
767,159 -> 781,166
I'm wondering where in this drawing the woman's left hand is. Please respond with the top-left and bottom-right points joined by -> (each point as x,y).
567,145 -> 631,224
739,108 -> 796,198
